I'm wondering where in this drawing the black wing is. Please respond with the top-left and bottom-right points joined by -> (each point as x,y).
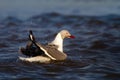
20,30 -> 44,57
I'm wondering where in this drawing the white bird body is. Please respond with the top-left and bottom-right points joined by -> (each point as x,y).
19,56 -> 51,63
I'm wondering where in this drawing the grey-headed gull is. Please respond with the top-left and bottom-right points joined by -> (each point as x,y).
19,30 -> 75,63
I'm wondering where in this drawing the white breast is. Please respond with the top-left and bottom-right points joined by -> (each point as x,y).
51,33 -> 63,52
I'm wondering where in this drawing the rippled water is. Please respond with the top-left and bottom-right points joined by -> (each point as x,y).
0,13 -> 120,80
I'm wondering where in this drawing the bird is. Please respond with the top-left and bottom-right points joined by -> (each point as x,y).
19,30 -> 75,63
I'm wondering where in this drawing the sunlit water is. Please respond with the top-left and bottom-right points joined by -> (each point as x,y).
0,0 -> 120,80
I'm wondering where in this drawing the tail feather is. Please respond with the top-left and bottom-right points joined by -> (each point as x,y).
20,30 -> 45,57
29,30 -> 41,50
29,30 -> 36,42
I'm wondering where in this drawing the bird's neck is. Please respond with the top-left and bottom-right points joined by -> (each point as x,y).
51,33 -> 63,52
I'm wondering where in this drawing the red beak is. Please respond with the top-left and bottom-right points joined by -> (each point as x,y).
69,35 -> 75,38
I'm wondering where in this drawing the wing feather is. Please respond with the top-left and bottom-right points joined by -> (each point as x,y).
36,43 -> 67,60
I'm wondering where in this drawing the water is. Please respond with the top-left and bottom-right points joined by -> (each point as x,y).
0,0 -> 120,80
0,0 -> 120,19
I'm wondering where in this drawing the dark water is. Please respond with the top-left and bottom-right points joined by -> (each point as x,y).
0,13 -> 120,80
